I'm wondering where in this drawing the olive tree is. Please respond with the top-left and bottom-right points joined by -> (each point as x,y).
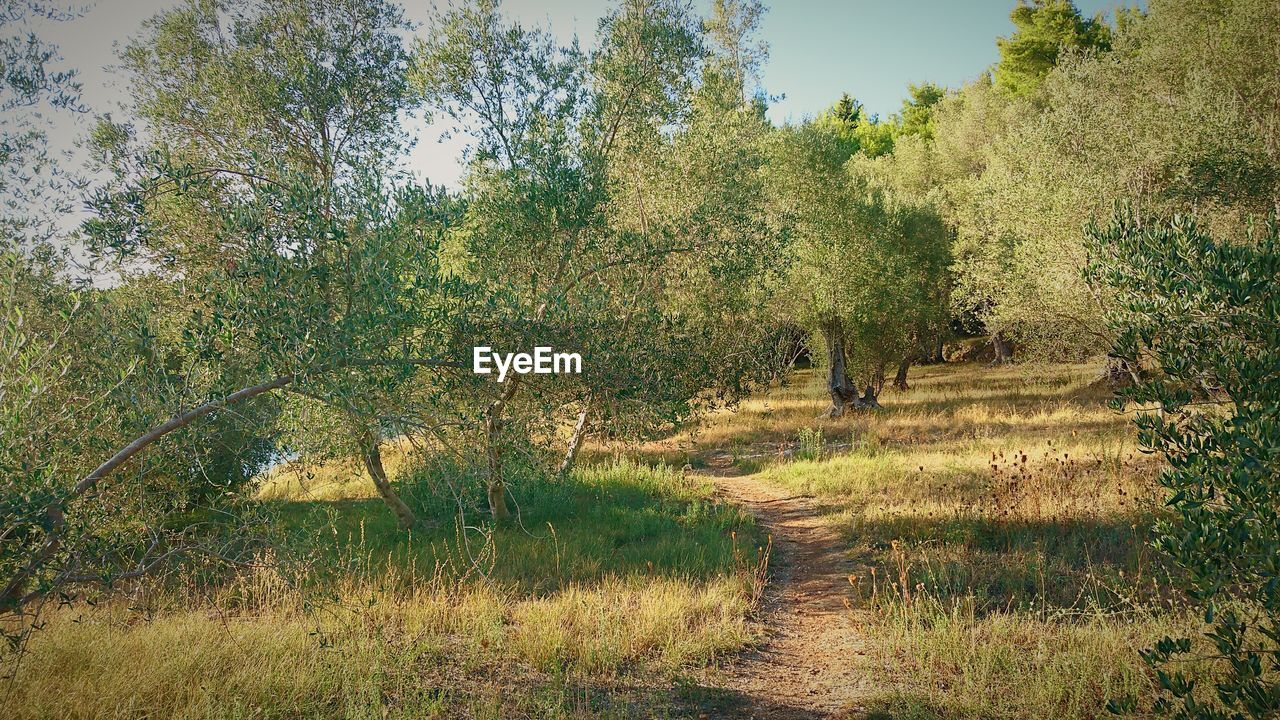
765,119 -> 949,416
414,0 -> 782,515
1088,212 -> 1280,719
3,162 -> 473,631
937,0 -> 1279,365
551,0 -> 783,475
90,0 -> 439,524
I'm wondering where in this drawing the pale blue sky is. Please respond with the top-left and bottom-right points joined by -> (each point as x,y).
22,0 -> 1137,191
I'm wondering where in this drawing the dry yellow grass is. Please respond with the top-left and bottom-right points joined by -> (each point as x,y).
4,461 -> 760,720
9,574 -> 750,720
632,360 -> 1193,718
255,435 -> 418,501
5,361 -> 1198,719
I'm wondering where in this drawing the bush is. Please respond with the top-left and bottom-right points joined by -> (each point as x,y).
1086,213 -> 1280,718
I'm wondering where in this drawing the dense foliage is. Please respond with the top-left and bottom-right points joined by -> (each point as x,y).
1,0 -> 789,620
1088,214 -> 1280,719
937,0 -> 1278,362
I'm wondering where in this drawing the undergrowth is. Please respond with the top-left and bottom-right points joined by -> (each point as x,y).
3,461 -> 762,720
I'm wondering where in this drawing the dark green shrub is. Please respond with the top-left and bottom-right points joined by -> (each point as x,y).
1087,213 -> 1280,718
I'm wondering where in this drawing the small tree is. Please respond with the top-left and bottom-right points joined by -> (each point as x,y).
414,0 -> 781,510
766,120 -> 949,416
1087,212 -> 1280,719
87,0 -> 439,527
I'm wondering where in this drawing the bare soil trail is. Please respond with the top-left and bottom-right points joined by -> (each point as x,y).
697,450 -> 873,719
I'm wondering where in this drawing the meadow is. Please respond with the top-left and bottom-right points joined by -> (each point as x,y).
5,461 -> 763,719
632,360 -> 1197,718
4,358 -> 1199,719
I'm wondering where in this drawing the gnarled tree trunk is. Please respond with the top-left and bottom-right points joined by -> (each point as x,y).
484,413 -> 510,522
858,385 -> 882,408
824,326 -> 858,417
859,363 -> 885,408
930,333 -> 945,364
824,326 -> 885,414
991,331 -> 1014,365
893,356 -> 912,391
557,399 -> 591,479
358,429 -> 417,530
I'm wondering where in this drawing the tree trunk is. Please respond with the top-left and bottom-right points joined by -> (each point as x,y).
858,384 -> 882,408
860,363 -> 885,408
486,476 -> 508,523
483,379 -> 521,522
991,331 -> 1013,365
930,333 -> 945,364
893,357 -> 912,391
1099,355 -> 1141,387
823,327 -> 886,414
358,429 -> 417,530
824,326 -> 857,417
557,400 -> 591,479
484,411 -> 510,522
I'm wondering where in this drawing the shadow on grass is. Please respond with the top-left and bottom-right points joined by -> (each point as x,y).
906,368 -> 1079,392
625,364 -> 1126,466
268,461 -> 761,596
891,393 -> 1121,418
858,692 -> 956,720
389,674 -> 837,720
839,510 -> 1166,615
673,680 -> 832,719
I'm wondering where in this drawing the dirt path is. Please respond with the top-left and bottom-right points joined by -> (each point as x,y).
700,451 -> 871,719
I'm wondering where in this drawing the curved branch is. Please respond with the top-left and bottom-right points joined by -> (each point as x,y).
68,374 -> 296,504
2,353 -> 459,615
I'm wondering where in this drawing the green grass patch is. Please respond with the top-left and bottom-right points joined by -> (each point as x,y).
269,459 -> 760,595
7,461 -> 761,720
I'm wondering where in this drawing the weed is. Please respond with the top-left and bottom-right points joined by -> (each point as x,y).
795,426 -> 825,461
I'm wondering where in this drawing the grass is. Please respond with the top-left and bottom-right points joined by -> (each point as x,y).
256,436 -> 418,502
631,360 -> 1196,719
4,461 -> 763,719
5,360 -> 1199,718
268,460 -> 759,594
860,607 -> 1196,720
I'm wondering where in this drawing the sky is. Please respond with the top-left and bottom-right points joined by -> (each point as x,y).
18,0 -> 1135,192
